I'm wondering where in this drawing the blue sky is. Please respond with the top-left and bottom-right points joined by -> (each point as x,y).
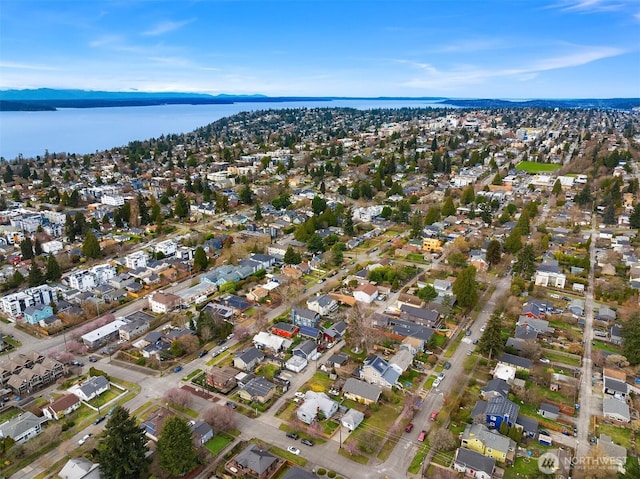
1,0 -> 638,98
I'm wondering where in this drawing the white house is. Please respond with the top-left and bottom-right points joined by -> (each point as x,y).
341,408 -> 365,432
71,375 -> 110,402
148,292 -> 182,314
154,239 -> 177,257
534,263 -> 566,288
125,251 -> 148,270
0,411 -> 46,444
41,240 -> 64,254
296,391 -> 338,424
306,294 -> 338,316
353,283 -> 378,304
68,271 -> 96,292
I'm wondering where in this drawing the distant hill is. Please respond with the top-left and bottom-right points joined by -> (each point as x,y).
0,89 -> 637,111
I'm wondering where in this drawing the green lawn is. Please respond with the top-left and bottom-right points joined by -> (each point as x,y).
542,350 -> 581,367
185,368 -> 202,381
515,161 -> 561,173
269,445 -> 308,466
504,456 -> 543,479
592,341 -> 622,354
205,434 -> 233,456
408,443 -> 430,474
597,423 -> 632,449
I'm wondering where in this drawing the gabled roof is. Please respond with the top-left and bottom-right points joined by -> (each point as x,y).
485,396 -> 520,421
342,378 -> 382,402
482,379 -> 510,398
0,411 -> 45,440
242,377 -> 275,397
47,394 -> 80,413
499,352 -> 533,370
236,347 -> 264,364
539,402 -> 560,414
77,375 -> 109,398
603,397 -> 630,420
604,377 -> 628,394
455,448 -> 495,474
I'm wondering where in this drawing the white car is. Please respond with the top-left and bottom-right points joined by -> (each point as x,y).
294,392 -> 305,399
287,446 -> 300,455
437,373 -> 445,380
432,378 -> 441,388
540,357 -> 551,364
78,433 -> 91,445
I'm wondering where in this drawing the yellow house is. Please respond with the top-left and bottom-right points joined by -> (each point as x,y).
460,424 -> 516,464
422,238 -> 442,253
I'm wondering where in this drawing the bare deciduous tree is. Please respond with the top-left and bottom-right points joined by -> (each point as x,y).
342,438 -> 359,456
428,428 -> 456,452
162,387 -> 192,408
176,334 -> 200,355
346,303 -> 375,354
520,340 -> 542,361
203,404 -> 236,432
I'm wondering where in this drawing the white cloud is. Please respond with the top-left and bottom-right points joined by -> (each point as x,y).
551,0 -> 632,13
0,61 -> 58,71
143,19 -> 194,36
402,45 -> 625,90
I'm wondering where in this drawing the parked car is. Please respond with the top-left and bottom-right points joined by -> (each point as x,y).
294,392 -> 305,398
198,350 -> 208,358
173,366 -> 183,373
405,423 -> 414,433
417,430 -> 427,442
287,446 -> 300,455
467,349 -> 473,356
78,433 -> 92,445
301,439 -> 314,446
226,401 -> 237,409
444,362 -> 451,370
94,416 -> 106,425
88,356 -> 98,363
432,379 -> 441,388
286,432 -> 299,440
540,357 -> 550,363
472,338 -> 479,344
437,373 -> 445,380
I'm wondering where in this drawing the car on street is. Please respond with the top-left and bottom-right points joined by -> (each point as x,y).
437,373 -> 445,380
472,338 -> 479,344
173,366 -> 183,373
226,401 -> 237,409
405,423 -> 414,433
467,349 -> 473,355
287,446 -> 300,455
198,350 -> 208,358
294,392 -> 305,398
417,430 -> 427,442
432,378 -> 441,388
301,438 -> 314,446
71,360 -> 84,367
444,362 -> 451,370
430,411 -> 439,421
286,432 -> 299,440
88,356 -> 98,363
540,357 -> 550,363
480,325 -> 485,332
94,416 -> 106,425
78,433 -> 92,445
465,329 -> 472,336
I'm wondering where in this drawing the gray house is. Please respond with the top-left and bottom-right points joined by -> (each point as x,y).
603,397 -> 631,423
233,347 -> 265,372
341,408 -> 365,432
342,378 -> 382,405
190,420 -> 214,446
537,402 -> 560,420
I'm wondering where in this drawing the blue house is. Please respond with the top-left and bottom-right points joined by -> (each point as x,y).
23,304 -> 54,325
291,307 -> 320,328
473,396 -> 520,431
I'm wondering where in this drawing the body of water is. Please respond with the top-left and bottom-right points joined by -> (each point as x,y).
0,99 -> 451,160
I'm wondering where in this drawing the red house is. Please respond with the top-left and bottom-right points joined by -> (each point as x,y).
271,322 -> 299,339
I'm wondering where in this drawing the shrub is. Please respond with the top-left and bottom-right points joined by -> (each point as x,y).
317,468 -> 326,475
328,471 -> 336,478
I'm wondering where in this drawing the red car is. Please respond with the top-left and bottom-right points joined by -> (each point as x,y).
405,423 -> 414,433
430,411 -> 439,421
417,430 -> 427,442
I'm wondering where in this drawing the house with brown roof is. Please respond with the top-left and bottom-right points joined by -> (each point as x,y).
206,366 -> 238,393
43,394 -> 81,420
228,444 -> 280,479
353,283 -> 378,304
148,292 -> 181,314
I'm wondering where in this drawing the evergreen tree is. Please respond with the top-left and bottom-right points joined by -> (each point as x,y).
307,233 -> 325,253
28,263 -> 45,287
452,266 -> 478,308
630,203 -> 640,229
461,185 -> 475,205
254,204 -> 263,220
442,196 -> 456,216
193,246 -> 208,272
98,406 -> 149,479
311,195 -> 327,215
343,209 -> 355,236
552,179 -> 562,195
331,243 -> 344,266
478,312 -> 505,359
45,254 -> 61,282
10,270 -> 24,288
239,185 -> 253,205
513,244 -> 536,279
34,237 -> 43,256
504,227 -> 523,254
602,203 -> 616,225
82,231 -> 101,258
283,246 -> 301,265
174,193 -> 190,219
157,416 -> 198,477
424,206 -> 441,225
486,239 -> 502,266
622,312 -> 640,365
20,238 -> 34,260
410,212 -> 423,238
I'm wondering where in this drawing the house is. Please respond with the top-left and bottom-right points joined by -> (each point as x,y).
341,408 -> 365,432
498,353 -> 532,372
603,377 -> 628,400
453,448 -> 496,479
272,322 -> 300,339
342,378 -> 382,405
422,237 -> 442,253
292,340 -> 318,361
190,420 -> 214,446
238,377 -> 276,404
230,444 -> 279,479
42,393 -> 81,421
206,366 -> 238,393
360,355 -> 401,389
596,306 -> 617,322
23,304 -> 54,325
148,292 -> 181,314
481,379 -> 510,400
306,294 -> 338,316
388,349 -> 413,373
72,375 -> 110,401
59,457 -> 101,479
296,391 -> 338,424
433,279 -> 453,296
326,352 -> 348,369
599,434 -> 627,474
538,402 -> 560,420
253,332 -> 291,352
353,283 -> 378,303
282,466 -> 318,479
247,287 -> 269,303
0,411 -> 46,443
399,304 -> 441,328
534,262 -> 566,288
233,347 -> 264,372
610,325 -> 623,345
603,397 -> 631,423
290,307 -> 320,328
461,423 -> 516,463
119,318 -> 151,341
568,298 -> 585,316
323,320 -> 347,343
477,396 -> 520,430
285,355 -> 308,373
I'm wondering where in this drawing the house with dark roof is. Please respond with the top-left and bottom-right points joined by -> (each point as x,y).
399,304 -> 441,328
322,320 -> 347,343
72,375 -> 110,401
498,353 -> 532,371
359,355 -> 401,389
238,376 -> 276,404
473,396 -> 520,431
453,448 -> 496,479
388,318 -> 435,343
233,347 -> 265,372
190,420 -> 213,446
0,411 -> 46,444
326,352 -> 348,369
461,423 -> 516,464
342,378 -> 382,405
282,466 -> 318,479
206,366 -> 238,393
538,402 -> 560,420
481,379 -> 510,400
271,322 -> 299,339
292,340 -> 318,361
229,444 -> 279,479
603,377 -> 628,399
290,307 -> 320,328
